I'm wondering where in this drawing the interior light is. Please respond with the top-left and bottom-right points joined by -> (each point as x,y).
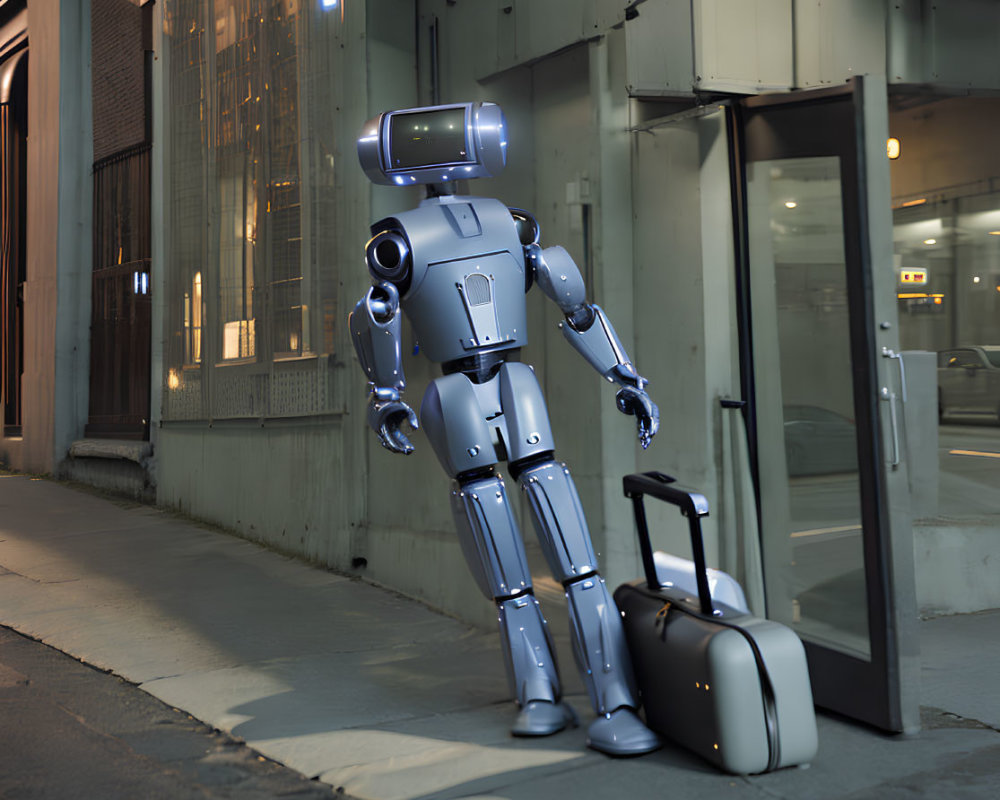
974,276 -> 981,284
924,238 -> 937,245
321,0 -> 338,8
887,137 -> 901,159
901,198 -> 926,208
784,200 -> 797,209
990,231 -> 1000,236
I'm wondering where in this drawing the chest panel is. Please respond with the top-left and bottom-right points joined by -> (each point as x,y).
402,250 -> 528,362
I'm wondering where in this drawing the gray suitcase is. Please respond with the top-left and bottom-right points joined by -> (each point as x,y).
614,471 -> 818,774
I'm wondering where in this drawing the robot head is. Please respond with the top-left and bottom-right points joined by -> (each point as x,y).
357,101 -> 507,187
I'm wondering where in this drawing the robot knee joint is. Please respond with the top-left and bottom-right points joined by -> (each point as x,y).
561,569 -> 600,590
507,450 -> 554,482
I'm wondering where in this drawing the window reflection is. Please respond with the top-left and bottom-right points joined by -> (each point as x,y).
749,156 -> 870,659
890,94 -> 1000,616
164,0 -> 339,419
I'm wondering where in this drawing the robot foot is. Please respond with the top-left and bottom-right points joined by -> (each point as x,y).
511,700 -> 579,737
585,708 -> 661,757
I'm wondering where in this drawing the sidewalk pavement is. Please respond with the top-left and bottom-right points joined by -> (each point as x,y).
1,474 -> 998,799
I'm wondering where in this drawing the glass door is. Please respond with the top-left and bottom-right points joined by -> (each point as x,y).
733,77 -> 920,732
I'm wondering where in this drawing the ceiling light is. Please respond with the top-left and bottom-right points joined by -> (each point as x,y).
923,238 -> 937,245
784,201 -> 797,209
887,138 -> 901,160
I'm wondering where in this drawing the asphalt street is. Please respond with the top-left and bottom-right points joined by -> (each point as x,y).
0,626 -> 337,800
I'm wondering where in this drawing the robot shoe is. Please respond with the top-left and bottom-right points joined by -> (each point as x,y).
586,707 -> 661,757
511,700 -> 578,737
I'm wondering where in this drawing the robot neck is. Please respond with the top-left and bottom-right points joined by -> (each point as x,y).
425,181 -> 457,199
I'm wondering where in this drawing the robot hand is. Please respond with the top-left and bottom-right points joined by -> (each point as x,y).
615,384 -> 659,450
367,388 -> 420,454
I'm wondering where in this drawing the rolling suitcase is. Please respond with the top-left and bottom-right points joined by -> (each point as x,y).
614,471 -> 818,774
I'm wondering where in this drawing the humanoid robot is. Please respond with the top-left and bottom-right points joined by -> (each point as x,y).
349,101 -> 660,756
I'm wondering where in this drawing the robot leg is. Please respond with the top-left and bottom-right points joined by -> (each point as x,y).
422,371 -> 574,735
450,472 -> 575,736
516,459 -> 660,756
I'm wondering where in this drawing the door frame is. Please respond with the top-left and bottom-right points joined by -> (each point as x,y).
728,76 -> 920,733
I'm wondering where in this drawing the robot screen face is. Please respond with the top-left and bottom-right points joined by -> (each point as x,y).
388,107 -> 469,170
358,102 -> 507,187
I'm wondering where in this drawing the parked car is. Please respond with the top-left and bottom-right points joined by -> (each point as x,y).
783,404 -> 858,477
937,346 -> 1000,423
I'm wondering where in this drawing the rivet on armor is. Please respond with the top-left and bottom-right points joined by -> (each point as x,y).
526,432 -> 540,445
468,445 -> 480,457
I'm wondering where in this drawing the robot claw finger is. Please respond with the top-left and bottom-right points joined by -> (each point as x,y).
348,101 -> 661,757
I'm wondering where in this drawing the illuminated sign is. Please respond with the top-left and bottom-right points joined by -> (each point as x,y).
900,268 -> 928,285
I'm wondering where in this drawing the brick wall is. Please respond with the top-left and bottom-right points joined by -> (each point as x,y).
91,0 -> 146,161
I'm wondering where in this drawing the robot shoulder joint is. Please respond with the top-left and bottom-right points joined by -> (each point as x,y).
508,207 -> 540,246
366,225 -> 412,293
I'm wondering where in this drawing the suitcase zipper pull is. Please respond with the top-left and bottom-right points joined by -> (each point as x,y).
655,602 -> 672,621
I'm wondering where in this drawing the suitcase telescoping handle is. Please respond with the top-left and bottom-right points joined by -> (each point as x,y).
623,471 -> 714,616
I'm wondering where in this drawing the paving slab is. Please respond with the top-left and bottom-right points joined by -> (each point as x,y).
919,608 -> 1000,729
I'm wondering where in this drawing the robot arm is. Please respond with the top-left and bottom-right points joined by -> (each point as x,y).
529,242 -> 659,449
348,280 -> 419,454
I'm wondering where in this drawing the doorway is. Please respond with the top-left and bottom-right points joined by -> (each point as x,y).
732,78 -> 919,732
86,145 -> 152,440
1,47 -> 26,439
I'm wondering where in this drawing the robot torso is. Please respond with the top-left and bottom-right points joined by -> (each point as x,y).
372,195 -> 529,364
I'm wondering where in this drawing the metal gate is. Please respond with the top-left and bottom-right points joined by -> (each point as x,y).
86,145 -> 151,439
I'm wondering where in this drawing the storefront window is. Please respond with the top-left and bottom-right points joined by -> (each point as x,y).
163,0 -> 341,419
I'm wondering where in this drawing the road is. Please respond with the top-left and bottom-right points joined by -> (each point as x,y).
0,626 -> 337,800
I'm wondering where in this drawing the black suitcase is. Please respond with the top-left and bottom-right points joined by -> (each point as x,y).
614,471 -> 818,774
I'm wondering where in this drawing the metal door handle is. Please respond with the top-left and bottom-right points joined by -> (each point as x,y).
881,347 -> 907,402
880,386 -> 900,468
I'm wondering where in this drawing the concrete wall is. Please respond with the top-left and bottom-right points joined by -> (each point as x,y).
1,0 -> 91,475
145,0 -> 1000,632
52,0 -> 94,470
149,0 -> 757,625
914,524 -> 1000,617
630,106 -> 750,589
150,0 -> 485,622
